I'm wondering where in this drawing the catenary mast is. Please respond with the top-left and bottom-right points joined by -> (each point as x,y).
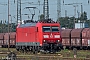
57,0 -> 61,20
43,0 -> 49,19
17,0 -> 22,24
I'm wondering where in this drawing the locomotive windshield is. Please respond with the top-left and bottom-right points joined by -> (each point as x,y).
52,26 -> 59,32
43,26 -> 59,32
43,26 -> 50,32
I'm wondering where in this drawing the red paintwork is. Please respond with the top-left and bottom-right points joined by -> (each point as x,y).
16,26 -> 37,42
16,22 -> 62,46
37,22 -> 62,45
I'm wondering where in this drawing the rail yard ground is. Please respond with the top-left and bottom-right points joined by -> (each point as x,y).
0,48 -> 90,60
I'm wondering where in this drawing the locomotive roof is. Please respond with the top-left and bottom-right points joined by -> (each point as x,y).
19,23 -> 37,27
18,19 -> 59,28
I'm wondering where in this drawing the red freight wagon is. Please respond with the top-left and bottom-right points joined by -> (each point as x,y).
61,28 -> 90,50
61,29 -> 72,49
16,19 -> 62,53
87,29 -> 90,49
3,33 -> 9,47
0,33 -> 4,47
10,32 -> 16,39
0,33 -> 4,40
3,32 -> 16,48
82,28 -> 89,49
71,28 -> 83,48
10,32 -> 16,47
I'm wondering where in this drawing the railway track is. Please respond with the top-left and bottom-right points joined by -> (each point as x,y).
0,51 -> 62,56
0,51 -> 63,60
0,48 -> 90,60
17,53 -> 62,57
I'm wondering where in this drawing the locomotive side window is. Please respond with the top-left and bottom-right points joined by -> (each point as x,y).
37,27 -> 38,32
52,26 -> 59,32
43,26 -> 50,32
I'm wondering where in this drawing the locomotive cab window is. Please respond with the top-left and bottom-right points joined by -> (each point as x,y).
43,26 -> 50,32
51,26 -> 59,32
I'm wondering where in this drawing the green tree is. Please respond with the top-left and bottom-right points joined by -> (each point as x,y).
40,14 -> 44,20
80,11 -> 87,22
57,17 -> 75,29
0,22 -> 16,33
57,11 -> 88,29
58,17 -> 69,28
0,20 -> 2,24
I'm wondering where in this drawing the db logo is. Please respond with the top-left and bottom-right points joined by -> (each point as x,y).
50,33 -> 53,38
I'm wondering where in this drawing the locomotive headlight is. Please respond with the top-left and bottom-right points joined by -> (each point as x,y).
43,40 -> 46,42
58,40 -> 60,42
43,35 -> 49,38
57,40 -> 60,42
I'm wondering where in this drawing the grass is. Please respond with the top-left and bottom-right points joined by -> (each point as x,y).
0,48 -> 16,52
59,49 -> 90,58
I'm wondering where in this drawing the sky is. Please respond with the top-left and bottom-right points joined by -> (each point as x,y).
0,0 -> 90,23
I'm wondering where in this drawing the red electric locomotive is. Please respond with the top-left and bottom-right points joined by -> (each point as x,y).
16,19 -> 62,53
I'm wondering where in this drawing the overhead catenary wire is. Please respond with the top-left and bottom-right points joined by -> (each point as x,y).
0,0 -> 90,23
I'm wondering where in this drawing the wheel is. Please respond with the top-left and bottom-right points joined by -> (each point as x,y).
16,46 -> 19,51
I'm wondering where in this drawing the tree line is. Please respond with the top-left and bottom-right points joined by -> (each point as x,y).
57,11 -> 90,29
0,21 -> 16,33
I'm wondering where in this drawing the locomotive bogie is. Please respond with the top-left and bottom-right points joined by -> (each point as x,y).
42,43 -> 62,53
